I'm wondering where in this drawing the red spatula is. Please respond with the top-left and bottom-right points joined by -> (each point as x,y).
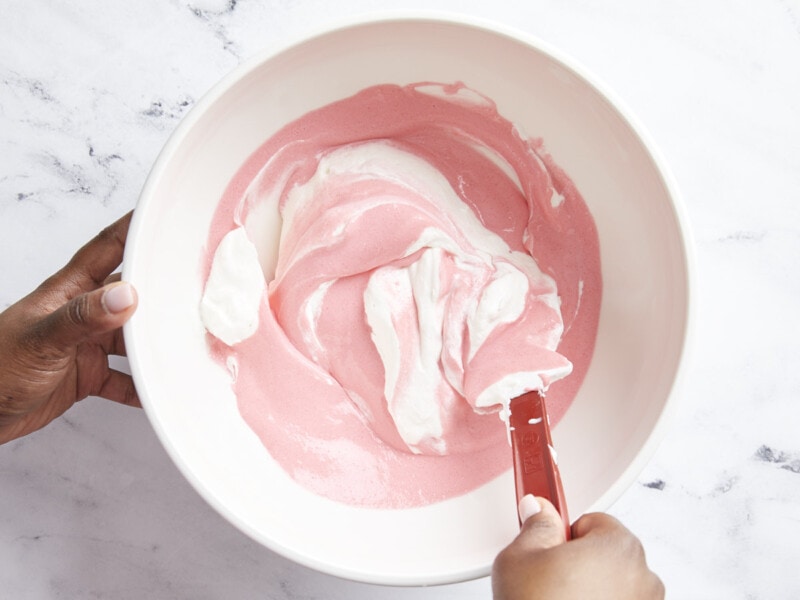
509,390 -> 571,539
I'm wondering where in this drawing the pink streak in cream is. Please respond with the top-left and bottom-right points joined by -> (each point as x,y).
201,82 -> 602,508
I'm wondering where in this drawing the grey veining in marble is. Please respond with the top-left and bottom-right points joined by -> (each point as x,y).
2,1 -> 800,598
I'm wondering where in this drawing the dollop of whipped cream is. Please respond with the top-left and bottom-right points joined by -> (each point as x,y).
201,85 -> 574,456
200,227 -> 265,346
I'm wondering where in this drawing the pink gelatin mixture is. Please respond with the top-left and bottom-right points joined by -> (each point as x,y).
201,82 -> 601,508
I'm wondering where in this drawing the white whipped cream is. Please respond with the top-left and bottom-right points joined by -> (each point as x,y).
294,142 -> 564,454
200,227 -> 265,346
203,140 -> 570,455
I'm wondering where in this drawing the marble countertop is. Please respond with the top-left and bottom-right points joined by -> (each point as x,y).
2,1 -> 799,598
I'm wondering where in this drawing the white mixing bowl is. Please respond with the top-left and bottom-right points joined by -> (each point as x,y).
123,14 -> 693,586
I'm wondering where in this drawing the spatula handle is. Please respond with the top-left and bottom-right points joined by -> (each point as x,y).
509,391 -> 571,540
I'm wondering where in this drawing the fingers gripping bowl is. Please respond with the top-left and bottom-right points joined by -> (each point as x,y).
122,15 -> 693,586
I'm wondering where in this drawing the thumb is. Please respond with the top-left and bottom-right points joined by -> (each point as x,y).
491,495 -> 569,594
513,495 -> 568,552
36,282 -> 138,350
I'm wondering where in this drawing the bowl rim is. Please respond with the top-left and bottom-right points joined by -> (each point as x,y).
123,10 -> 696,586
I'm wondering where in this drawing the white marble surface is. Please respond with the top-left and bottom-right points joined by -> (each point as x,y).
1,1 -> 799,598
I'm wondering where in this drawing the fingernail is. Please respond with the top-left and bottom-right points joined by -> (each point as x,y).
103,282 -> 135,313
518,494 -> 542,523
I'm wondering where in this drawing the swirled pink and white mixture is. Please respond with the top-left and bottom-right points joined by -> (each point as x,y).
199,82 -> 601,508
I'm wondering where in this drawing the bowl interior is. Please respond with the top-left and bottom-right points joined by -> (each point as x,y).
123,17 -> 691,585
